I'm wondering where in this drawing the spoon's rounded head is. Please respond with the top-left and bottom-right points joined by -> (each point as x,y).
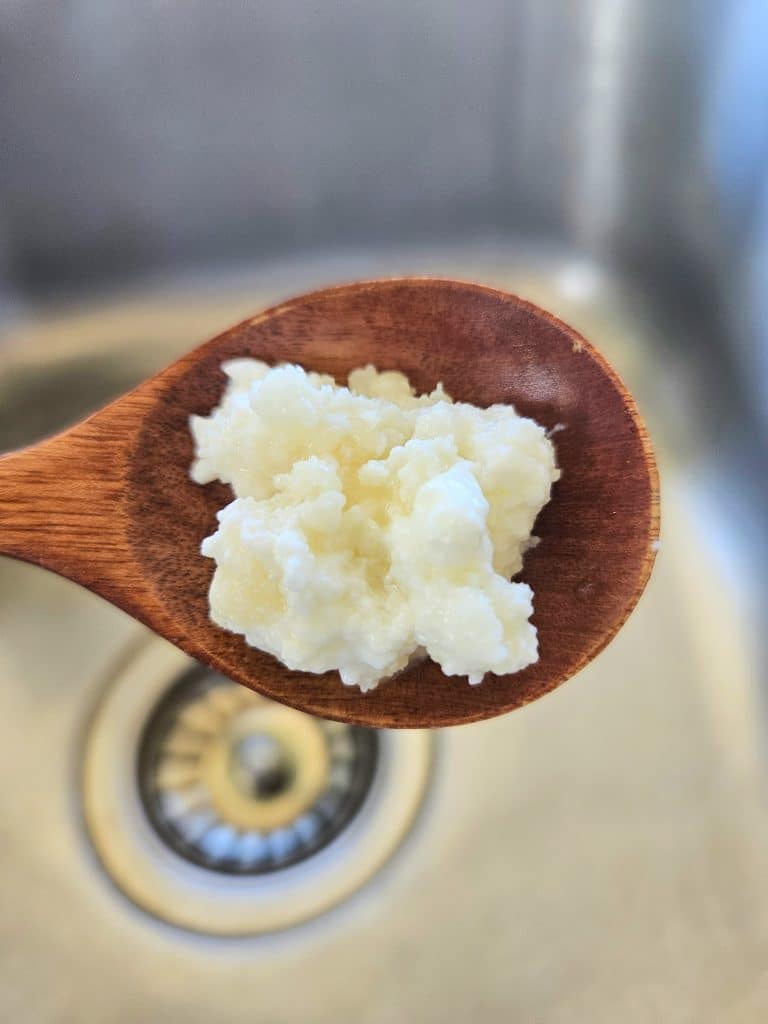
130,279 -> 659,728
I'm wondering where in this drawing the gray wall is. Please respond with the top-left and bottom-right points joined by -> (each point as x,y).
1,0 -> 766,331
1,1 -> 605,291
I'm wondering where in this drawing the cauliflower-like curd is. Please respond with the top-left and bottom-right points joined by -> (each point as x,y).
190,360 -> 559,691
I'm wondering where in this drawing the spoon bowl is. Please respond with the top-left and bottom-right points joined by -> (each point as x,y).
0,279 -> 659,728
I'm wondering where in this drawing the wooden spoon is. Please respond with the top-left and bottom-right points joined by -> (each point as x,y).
0,279 -> 659,729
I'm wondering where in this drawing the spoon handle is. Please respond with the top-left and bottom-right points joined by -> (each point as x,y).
0,421 -> 128,585
0,407 -> 193,655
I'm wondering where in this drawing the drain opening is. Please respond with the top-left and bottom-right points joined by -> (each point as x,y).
137,669 -> 378,875
82,639 -> 432,935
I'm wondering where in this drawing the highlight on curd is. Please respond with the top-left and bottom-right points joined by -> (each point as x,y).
190,360 -> 559,691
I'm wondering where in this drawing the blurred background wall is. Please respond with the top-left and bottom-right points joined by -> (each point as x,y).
2,0 -> 767,420
0,8 -> 753,290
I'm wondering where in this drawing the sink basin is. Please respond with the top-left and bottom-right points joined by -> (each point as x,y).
1,245 -> 765,1022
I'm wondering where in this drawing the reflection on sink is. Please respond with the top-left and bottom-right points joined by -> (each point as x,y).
0,248 -> 766,1022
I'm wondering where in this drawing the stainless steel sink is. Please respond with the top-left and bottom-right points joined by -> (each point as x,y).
2,0 -> 768,1017
1,244 -> 765,1022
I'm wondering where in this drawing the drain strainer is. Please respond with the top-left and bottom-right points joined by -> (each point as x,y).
137,669 -> 378,874
82,639 -> 432,935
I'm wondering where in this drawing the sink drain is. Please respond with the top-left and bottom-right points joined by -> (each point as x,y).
82,639 -> 432,936
137,669 -> 378,874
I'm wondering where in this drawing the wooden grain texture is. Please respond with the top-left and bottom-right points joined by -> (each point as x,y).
0,279 -> 659,728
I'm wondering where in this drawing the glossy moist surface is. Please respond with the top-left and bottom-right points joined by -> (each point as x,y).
190,360 -> 559,690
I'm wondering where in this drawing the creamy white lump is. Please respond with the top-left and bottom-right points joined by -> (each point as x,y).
190,360 -> 559,691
